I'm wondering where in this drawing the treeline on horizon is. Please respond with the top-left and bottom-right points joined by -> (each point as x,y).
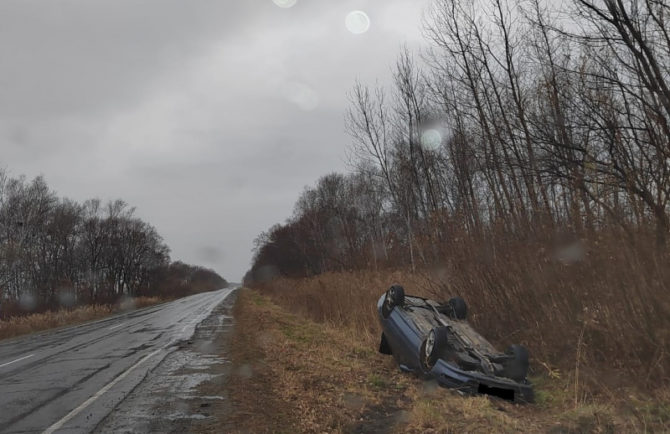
247,0 -> 670,280
0,170 -> 227,320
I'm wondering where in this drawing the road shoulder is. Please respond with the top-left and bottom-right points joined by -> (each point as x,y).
219,288 -> 418,433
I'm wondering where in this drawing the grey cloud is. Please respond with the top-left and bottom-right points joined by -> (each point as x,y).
0,0 -> 252,118
0,0 -> 431,281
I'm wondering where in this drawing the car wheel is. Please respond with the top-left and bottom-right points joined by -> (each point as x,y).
438,296 -> 468,320
421,326 -> 449,370
501,344 -> 529,382
382,284 -> 405,318
378,333 -> 392,355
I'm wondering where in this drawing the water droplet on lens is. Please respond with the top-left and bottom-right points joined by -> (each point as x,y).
346,10 -> 371,34
283,82 -> 319,111
421,129 -> 442,150
19,293 -> 37,312
272,0 -> 297,8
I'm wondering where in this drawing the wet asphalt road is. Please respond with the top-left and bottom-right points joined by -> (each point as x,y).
0,288 -> 235,434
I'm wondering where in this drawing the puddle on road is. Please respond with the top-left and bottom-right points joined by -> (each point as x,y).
166,412 -> 209,421
199,395 -> 225,400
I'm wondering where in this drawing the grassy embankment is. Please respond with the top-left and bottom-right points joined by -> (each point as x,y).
0,296 -> 163,341
226,268 -> 670,433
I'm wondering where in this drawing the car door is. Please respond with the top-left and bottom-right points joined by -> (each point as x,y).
384,306 -> 423,370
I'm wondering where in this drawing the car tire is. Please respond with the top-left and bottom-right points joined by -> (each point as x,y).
379,333 -> 392,355
421,326 -> 450,370
438,296 -> 468,320
501,344 -> 529,382
382,285 -> 405,318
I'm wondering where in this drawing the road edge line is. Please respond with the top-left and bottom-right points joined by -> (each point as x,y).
42,348 -> 161,434
0,353 -> 34,368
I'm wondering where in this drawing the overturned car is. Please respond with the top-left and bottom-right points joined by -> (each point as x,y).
377,285 -> 534,402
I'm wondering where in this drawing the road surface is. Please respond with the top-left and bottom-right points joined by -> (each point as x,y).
0,288 -> 235,434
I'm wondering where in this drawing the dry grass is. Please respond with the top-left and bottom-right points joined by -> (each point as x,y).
0,296 -> 165,341
228,288 -> 666,433
254,233 -> 670,398
225,288 -> 426,433
0,304 -> 114,341
429,232 -> 670,390
251,264 -> 670,432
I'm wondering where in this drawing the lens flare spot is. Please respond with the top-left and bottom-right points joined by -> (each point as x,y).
421,129 -> 442,150
272,0 -> 297,8
346,10 -> 371,34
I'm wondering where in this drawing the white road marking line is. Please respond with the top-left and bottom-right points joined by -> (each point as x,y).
108,322 -> 127,330
42,348 -> 162,434
0,353 -> 34,368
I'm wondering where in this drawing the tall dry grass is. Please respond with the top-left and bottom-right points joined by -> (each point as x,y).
0,296 -> 164,341
0,305 -> 114,341
255,271 -> 422,344
254,230 -> 670,397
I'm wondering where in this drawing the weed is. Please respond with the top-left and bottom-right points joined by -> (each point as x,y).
368,374 -> 387,388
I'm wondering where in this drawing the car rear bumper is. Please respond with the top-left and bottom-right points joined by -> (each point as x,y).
430,359 -> 534,403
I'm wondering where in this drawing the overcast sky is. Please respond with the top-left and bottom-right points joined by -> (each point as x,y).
0,0 -> 430,282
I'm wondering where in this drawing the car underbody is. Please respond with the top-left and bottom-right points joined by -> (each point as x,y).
377,288 -> 534,403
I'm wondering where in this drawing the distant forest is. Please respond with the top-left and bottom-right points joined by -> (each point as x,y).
247,0 -> 670,280
0,170 -> 226,319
